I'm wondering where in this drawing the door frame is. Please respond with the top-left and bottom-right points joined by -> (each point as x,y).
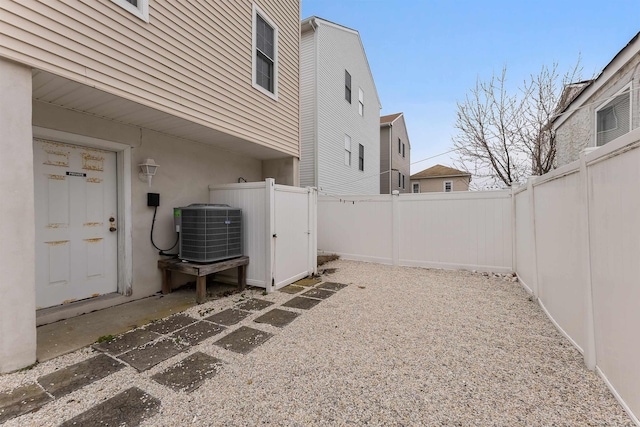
33,126 -> 133,296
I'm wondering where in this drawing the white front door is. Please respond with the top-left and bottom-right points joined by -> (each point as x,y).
34,139 -> 118,309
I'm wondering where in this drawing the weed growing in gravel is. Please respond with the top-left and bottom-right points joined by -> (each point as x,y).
96,335 -> 114,343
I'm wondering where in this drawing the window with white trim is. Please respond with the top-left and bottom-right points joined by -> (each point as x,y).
402,174 -> 405,189
402,143 -> 405,158
111,0 -> 149,22
444,181 -> 453,192
344,135 -> 351,166
397,171 -> 401,187
398,138 -> 401,154
412,183 -> 419,193
358,88 -> 364,116
252,5 -> 278,99
596,85 -> 631,146
345,70 -> 352,103
358,144 -> 364,171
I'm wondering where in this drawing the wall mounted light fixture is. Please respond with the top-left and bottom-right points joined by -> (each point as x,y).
139,158 -> 159,187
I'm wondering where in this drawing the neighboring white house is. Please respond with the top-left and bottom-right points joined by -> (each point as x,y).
554,31 -> 640,166
300,16 -> 381,195
0,0 -> 301,372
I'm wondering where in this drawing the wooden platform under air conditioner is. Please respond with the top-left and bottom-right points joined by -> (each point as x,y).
158,256 -> 249,304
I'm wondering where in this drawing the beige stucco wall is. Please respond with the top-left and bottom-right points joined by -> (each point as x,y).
33,102 -> 268,299
0,0 -> 300,157
411,176 -> 470,193
556,55 -> 640,166
0,58 -> 37,373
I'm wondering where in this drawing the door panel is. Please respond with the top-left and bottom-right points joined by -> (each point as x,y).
34,139 -> 118,309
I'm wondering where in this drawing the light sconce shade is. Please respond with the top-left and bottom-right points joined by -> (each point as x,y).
138,158 -> 159,187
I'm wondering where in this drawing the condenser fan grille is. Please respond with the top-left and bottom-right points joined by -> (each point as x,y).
179,205 -> 243,263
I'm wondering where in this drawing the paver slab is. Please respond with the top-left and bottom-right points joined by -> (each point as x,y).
235,298 -> 274,311
278,285 -> 305,294
151,352 -> 223,393
144,313 -> 197,335
204,308 -> 251,326
93,329 -> 161,356
317,282 -> 348,291
172,321 -> 226,346
59,386 -> 160,427
254,309 -> 300,328
118,339 -> 188,372
38,353 -> 124,398
213,326 -> 274,354
282,296 -> 322,310
293,277 -> 321,287
0,383 -> 52,424
301,288 -> 335,300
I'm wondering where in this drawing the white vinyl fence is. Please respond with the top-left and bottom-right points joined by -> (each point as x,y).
514,128 -> 640,425
209,179 -> 317,291
318,190 -> 513,272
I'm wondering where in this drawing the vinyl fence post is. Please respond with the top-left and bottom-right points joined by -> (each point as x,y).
392,190 -> 400,266
265,178 -> 276,292
579,152 -> 597,370
527,177 -> 539,299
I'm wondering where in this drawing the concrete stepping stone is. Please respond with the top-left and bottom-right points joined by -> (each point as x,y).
118,338 -> 188,372
151,352 -> 223,393
301,288 -> 335,300
144,313 -> 197,335
254,309 -> 300,328
214,326 -> 273,354
172,321 -> 226,346
278,285 -> 305,294
235,298 -> 274,311
317,282 -> 348,291
38,353 -> 124,398
93,329 -> 161,356
205,308 -> 251,326
293,277 -> 321,287
282,296 -> 322,310
59,386 -> 160,427
0,383 -> 52,424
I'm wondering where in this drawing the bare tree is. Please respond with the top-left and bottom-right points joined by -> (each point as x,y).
452,61 -> 581,188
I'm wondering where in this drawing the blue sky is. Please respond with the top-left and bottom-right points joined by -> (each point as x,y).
301,0 -> 639,174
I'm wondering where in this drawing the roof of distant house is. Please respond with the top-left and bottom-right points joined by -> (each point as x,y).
411,164 -> 471,179
380,112 -> 403,125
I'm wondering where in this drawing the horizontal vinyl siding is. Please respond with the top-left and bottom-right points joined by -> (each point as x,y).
0,0 -> 300,157
379,126 -> 390,194
316,23 -> 380,195
390,115 -> 411,193
299,30 -> 316,187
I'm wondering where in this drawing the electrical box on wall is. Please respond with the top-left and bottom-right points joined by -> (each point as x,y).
147,193 -> 160,207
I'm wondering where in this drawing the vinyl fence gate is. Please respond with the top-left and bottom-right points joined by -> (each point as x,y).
209,178 -> 317,292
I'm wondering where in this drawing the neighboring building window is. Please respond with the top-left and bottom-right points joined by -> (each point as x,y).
252,5 -> 278,99
402,143 -> 405,158
596,86 -> 631,146
412,183 -> 419,193
344,135 -> 351,166
358,144 -> 364,171
111,0 -> 149,22
444,181 -> 453,192
397,171 -> 401,187
358,88 -> 364,116
402,174 -> 405,189
345,70 -> 352,103
398,138 -> 401,154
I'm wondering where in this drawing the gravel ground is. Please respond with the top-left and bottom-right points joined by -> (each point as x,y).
1,260 -> 635,426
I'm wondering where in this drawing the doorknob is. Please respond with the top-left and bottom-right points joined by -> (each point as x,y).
109,227 -> 117,232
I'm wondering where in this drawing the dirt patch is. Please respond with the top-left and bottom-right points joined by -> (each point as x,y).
317,254 -> 339,266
